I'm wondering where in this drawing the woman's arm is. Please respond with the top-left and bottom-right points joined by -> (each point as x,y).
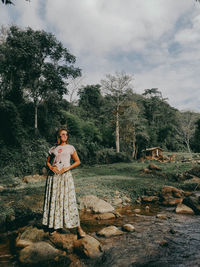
59,151 -> 81,174
47,155 -> 59,174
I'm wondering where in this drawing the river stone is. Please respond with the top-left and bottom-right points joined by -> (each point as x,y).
148,164 -> 161,171
79,195 -> 114,213
142,196 -> 159,203
95,213 -> 116,220
97,226 -> 124,237
183,192 -> 200,214
122,196 -> 131,203
134,209 -> 141,213
19,241 -> 65,264
0,185 -> 4,191
16,239 -> 33,248
73,235 -> 102,258
113,198 -> 123,206
122,224 -> 135,232
156,214 -> 168,220
49,232 -> 77,253
161,186 -> 184,206
18,226 -> 48,242
176,204 -> 195,215
23,174 -> 46,183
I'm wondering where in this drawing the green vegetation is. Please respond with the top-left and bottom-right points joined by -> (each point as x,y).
0,25 -> 200,179
73,160 -> 194,202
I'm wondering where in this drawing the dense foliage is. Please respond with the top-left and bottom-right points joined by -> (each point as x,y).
0,26 -> 200,178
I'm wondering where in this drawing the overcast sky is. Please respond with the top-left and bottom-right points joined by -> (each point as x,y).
1,0 -> 200,111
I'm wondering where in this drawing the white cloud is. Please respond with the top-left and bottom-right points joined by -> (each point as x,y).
1,0 -> 200,111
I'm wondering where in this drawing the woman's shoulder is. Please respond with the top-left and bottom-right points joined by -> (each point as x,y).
48,145 -> 57,155
65,144 -> 76,154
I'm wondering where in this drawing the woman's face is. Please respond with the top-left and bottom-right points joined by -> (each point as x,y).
60,130 -> 68,143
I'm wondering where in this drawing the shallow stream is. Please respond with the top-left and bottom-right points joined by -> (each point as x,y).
0,204 -> 200,266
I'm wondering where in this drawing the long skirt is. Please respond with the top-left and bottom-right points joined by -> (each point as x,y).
42,171 -> 80,229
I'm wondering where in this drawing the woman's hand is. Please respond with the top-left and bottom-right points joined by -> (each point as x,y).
50,166 -> 60,174
59,167 -> 70,174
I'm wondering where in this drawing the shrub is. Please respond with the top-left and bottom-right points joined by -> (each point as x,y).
95,148 -> 132,164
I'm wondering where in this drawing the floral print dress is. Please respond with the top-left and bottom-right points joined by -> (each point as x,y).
42,144 -> 80,229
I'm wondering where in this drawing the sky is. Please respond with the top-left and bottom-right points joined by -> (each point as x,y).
0,0 -> 200,112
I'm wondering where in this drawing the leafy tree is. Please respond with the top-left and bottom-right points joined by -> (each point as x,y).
78,84 -> 103,121
0,26 -> 81,134
142,88 -> 178,149
101,72 -> 134,153
191,118 -> 200,152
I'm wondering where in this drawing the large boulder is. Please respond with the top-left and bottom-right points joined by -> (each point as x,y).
49,232 -> 77,253
97,226 -> 124,237
19,241 -> 66,264
142,196 -> 159,203
79,195 -> 114,213
176,204 -> 194,215
16,226 -> 48,246
73,235 -> 102,258
161,186 -> 185,206
183,192 -> 200,214
148,164 -> 161,171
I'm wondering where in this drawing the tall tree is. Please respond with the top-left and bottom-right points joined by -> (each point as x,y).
0,26 -> 81,134
78,84 -> 103,121
101,72 -> 133,152
176,111 -> 199,154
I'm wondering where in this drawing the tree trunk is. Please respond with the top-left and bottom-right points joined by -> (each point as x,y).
186,139 -> 192,155
115,109 -> 120,153
34,101 -> 38,135
132,135 -> 136,158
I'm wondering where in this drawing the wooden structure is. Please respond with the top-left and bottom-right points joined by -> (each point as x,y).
142,147 -> 163,160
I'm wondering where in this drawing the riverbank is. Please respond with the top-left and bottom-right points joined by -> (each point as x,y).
1,160 -> 200,266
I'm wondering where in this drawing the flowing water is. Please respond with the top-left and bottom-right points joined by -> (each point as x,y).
0,204 -> 200,266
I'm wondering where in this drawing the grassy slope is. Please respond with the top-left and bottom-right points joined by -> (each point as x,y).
73,161 -> 194,202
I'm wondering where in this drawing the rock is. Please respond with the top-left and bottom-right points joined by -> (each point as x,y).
142,168 -> 151,173
113,211 -> 122,218
79,195 -> 114,214
145,206 -> 150,212
23,174 -> 46,183
16,239 -> 33,248
122,196 -> 131,203
183,192 -> 200,214
114,190 -> 120,195
113,198 -> 122,206
17,226 -> 48,243
95,213 -> 116,220
49,232 -> 77,253
161,186 -> 184,206
73,235 -> 102,258
133,209 -> 141,213
136,196 -> 141,204
97,226 -> 124,237
142,196 -> 159,203
19,241 -> 66,264
176,204 -> 195,215
122,224 -> 135,232
148,164 -> 161,171
0,185 -> 4,191
156,214 -> 168,220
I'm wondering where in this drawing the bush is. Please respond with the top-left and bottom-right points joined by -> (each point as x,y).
95,148 -> 132,164
0,137 -> 49,177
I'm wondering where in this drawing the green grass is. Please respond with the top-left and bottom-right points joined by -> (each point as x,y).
72,161 -> 195,202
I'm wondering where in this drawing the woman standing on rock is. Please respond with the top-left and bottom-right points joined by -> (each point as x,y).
42,128 -> 86,238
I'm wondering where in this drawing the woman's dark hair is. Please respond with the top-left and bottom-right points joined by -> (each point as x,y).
57,128 -> 69,145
